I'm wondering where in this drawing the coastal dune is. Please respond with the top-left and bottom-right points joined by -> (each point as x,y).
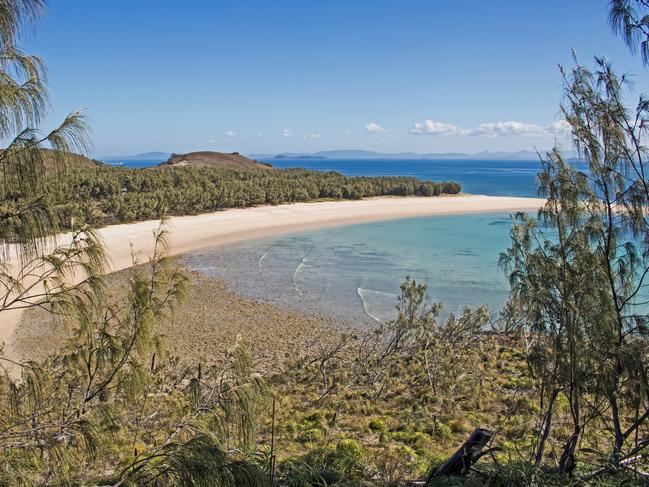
1,194 -> 545,360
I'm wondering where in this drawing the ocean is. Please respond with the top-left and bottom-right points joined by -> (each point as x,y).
268,158 -> 548,197
114,156 -> 563,323
103,159 -> 165,169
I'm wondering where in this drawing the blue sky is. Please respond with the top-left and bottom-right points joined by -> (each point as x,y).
22,0 -> 649,156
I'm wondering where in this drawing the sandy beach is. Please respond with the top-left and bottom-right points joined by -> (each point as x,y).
1,194 -> 545,362
86,194 -> 545,272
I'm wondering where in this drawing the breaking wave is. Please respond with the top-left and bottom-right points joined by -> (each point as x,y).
258,253 -> 267,275
357,288 -> 398,322
292,257 -> 311,295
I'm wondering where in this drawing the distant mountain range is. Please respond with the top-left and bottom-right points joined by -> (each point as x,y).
101,149 -> 576,163
248,149 -> 572,161
100,151 -> 172,161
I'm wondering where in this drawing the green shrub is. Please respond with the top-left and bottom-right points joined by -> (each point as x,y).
368,418 -> 388,433
297,428 -> 324,444
392,431 -> 433,450
433,421 -> 453,441
279,440 -> 367,486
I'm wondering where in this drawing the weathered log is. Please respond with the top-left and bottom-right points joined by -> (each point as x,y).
426,428 -> 494,481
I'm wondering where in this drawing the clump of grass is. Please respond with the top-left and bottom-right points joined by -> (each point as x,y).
368,418 -> 388,433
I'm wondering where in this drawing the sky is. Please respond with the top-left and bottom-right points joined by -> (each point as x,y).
19,0 -> 649,157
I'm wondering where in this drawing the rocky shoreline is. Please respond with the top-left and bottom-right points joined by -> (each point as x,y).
13,263 -> 346,372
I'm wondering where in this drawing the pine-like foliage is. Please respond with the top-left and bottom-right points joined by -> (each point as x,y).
500,55 -> 649,475
0,226 -> 269,484
609,0 -> 649,66
0,2 -> 269,484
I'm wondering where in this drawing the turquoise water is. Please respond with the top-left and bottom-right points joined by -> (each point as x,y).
169,157 -> 566,322
183,212 -> 518,324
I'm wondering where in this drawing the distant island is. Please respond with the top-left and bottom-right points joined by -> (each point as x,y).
274,154 -> 328,160
249,149 -> 575,161
101,151 -> 172,161
159,151 -> 272,170
102,148 -> 577,163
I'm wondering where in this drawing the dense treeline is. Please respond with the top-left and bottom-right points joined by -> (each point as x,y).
30,166 -> 461,228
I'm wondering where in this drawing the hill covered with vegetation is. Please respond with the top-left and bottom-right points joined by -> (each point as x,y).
159,151 -> 272,170
41,148 -> 102,170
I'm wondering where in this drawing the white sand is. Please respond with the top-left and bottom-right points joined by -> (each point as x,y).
1,194 -> 545,362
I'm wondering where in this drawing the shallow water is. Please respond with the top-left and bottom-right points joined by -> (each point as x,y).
182,212 -> 518,325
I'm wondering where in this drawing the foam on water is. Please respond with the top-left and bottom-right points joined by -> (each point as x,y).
291,257 -> 310,295
357,288 -> 398,322
258,253 -> 267,275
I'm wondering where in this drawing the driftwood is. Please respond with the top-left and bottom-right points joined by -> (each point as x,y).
581,453 -> 649,482
426,428 -> 494,481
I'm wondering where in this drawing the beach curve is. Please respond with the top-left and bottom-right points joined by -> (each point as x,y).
1,194 -> 545,362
